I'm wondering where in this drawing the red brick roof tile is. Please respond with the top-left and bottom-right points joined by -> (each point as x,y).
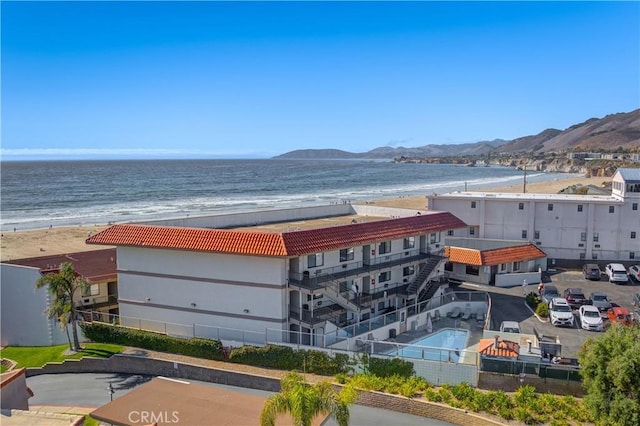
86,212 -> 467,257
445,244 -> 546,266
4,249 -> 117,283
478,338 -> 520,358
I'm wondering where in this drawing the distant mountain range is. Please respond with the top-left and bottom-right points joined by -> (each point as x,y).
274,109 -> 640,159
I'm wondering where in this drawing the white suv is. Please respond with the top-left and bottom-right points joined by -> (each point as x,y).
605,263 -> 629,284
549,297 -> 574,327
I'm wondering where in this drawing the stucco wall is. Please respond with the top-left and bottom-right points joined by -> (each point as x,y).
1,264 -> 84,347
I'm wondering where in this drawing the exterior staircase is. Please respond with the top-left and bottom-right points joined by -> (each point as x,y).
406,256 -> 444,299
322,280 -> 369,312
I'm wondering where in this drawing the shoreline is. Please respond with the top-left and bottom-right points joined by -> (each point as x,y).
0,174 -> 608,262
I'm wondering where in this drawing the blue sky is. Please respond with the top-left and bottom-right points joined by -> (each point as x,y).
2,1 -> 639,160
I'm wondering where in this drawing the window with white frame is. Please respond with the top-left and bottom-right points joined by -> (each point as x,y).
469,227 -> 475,236
82,284 -> 99,297
518,203 -> 524,210
403,237 -> 415,249
500,263 -> 507,272
593,233 -> 599,242
579,253 -> 586,260
403,266 -> 415,276
307,253 -> 324,268
580,232 -> 587,242
548,203 -> 553,211
429,233 -> 440,244
378,241 -> 392,254
534,230 -> 540,240
609,206 -> 615,213
339,247 -> 354,262
631,252 -> 636,260
577,204 -> 583,212
447,229 -> 454,236
522,230 -> 527,239
471,201 -> 476,208
633,203 -> 638,211
513,261 -> 521,271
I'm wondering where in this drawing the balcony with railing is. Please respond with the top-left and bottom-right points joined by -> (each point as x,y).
78,293 -> 118,311
289,250 -> 431,291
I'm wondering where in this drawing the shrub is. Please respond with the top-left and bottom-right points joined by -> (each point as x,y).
525,292 -> 540,309
363,354 -> 414,378
80,322 -> 224,360
535,301 -> 549,317
227,345 -> 351,375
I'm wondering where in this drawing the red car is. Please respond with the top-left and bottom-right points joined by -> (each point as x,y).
607,307 -> 633,326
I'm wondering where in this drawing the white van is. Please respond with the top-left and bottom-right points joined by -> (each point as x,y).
605,263 -> 629,284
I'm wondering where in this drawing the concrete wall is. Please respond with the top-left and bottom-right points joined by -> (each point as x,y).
1,264 -> 84,347
478,371 -> 585,397
0,369 -> 30,410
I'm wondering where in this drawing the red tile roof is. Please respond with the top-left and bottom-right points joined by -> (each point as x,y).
478,338 -> 520,358
445,244 -> 546,266
86,212 -> 467,257
3,249 -> 117,283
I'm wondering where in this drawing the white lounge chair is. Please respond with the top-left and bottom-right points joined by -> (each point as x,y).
461,304 -> 472,320
476,310 -> 486,327
448,307 -> 462,318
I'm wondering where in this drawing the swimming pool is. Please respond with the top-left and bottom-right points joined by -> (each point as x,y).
390,328 -> 469,362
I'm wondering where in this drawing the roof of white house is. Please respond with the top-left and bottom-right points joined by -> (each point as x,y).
86,212 -> 467,257
616,168 -> 640,182
429,191 -> 620,203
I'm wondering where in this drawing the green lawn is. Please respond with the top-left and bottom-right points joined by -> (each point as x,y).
0,343 -> 124,369
0,364 -> 7,373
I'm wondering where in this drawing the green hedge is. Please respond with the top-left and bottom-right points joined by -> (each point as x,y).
80,322 -> 224,360
228,345 -> 351,375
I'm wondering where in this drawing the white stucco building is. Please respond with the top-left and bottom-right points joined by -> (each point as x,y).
87,206 -> 468,346
428,168 -> 640,266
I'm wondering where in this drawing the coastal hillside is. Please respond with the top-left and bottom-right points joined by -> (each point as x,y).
274,109 -> 640,159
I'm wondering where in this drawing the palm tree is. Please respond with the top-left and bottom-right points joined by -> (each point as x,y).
35,262 -> 88,352
260,372 -> 355,426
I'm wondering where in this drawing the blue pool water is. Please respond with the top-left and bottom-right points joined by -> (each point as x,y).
392,328 -> 469,362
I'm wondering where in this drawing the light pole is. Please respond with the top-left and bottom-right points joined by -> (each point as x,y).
107,383 -> 114,401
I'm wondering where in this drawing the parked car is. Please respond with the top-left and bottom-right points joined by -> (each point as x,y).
583,264 -> 602,280
579,305 -> 604,331
629,265 -> 640,283
605,263 -> 629,284
589,292 -> 612,312
549,297 -> 575,327
607,307 -> 633,326
499,321 -> 521,333
541,285 -> 560,304
563,288 -> 587,309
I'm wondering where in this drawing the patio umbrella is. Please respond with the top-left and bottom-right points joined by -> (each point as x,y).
426,314 -> 433,333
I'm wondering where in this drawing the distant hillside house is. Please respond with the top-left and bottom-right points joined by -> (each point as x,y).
428,168 -> 640,267
87,206 -> 467,347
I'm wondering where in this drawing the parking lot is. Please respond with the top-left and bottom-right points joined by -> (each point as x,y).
458,269 -> 640,359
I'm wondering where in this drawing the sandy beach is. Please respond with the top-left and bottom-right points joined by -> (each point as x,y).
0,175 -> 608,262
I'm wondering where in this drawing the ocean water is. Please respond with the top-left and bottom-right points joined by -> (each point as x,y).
0,159 -> 577,231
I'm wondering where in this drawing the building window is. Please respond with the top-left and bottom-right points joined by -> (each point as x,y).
581,232 -> 587,242
499,263 -> 507,272
447,230 -> 454,236
465,265 -> 479,276
429,233 -> 440,244
513,261 -> 521,271
593,233 -> 599,242
633,203 -> 638,211
548,203 -> 554,211
534,230 -> 540,240
518,203 -> 524,210
579,253 -> 586,260
592,253 -> 598,260
403,266 -> 415,276
469,227 -> 475,236
444,261 -> 453,271
631,252 -> 636,260
609,206 -> 615,213
378,241 -> 391,254
307,253 -> 324,268
522,230 -> 527,239
82,284 -> 100,297
339,247 -> 354,262
577,205 -> 583,212
471,201 -> 476,208
632,232 -> 637,239
378,271 -> 391,282
403,237 -> 415,249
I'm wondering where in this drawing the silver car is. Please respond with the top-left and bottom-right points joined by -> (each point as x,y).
589,292 -> 611,312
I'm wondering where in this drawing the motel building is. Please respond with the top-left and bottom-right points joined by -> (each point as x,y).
428,168 -> 640,268
86,205 -> 474,348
